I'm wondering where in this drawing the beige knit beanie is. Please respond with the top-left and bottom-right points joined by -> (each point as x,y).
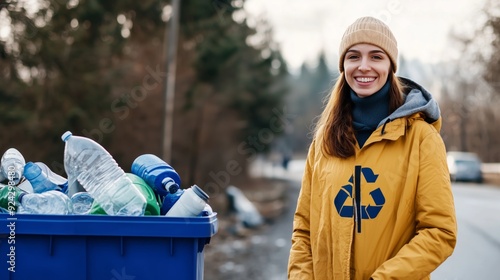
338,16 -> 398,73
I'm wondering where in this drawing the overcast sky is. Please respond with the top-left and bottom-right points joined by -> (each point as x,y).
245,0 -> 486,71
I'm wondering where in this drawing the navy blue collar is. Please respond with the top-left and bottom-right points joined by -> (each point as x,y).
350,80 -> 391,147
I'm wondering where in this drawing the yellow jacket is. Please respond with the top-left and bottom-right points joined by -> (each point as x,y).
288,79 -> 457,280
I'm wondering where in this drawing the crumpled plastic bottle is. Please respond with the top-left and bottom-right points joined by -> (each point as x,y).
1,148 -> 26,185
70,192 -> 94,215
17,190 -> 71,215
23,162 -> 60,193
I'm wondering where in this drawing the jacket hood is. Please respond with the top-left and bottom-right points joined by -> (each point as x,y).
378,77 -> 440,128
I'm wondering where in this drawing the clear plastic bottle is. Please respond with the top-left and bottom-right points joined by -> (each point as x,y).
23,162 -> 60,193
90,173 -> 160,216
61,131 -> 146,216
17,190 -> 71,215
165,185 -> 209,217
131,154 -> 181,197
126,173 -> 160,215
70,192 -> 94,215
1,148 -> 26,185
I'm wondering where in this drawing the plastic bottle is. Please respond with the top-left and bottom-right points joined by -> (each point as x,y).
0,183 -> 25,212
35,162 -> 69,193
70,192 -> 94,215
1,148 -> 26,185
17,190 -> 71,215
131,154 -> 181,197
127,173 -> 160,215
165,185 -> 209,217
160,184 -> 183,215
23,162 -> 60,193
90,173 -> 160,216
61,131 -> 146,216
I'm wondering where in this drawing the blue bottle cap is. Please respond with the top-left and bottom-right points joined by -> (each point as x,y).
61,131 -> 72,142
18,192 -> 26,203
162,177 -> 180,194
168,183 -> 179,194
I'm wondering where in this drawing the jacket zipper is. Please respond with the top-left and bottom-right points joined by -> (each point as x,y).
354,165 -> 362,233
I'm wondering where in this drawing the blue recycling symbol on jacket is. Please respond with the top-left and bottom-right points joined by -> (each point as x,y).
334,166 -> 385,233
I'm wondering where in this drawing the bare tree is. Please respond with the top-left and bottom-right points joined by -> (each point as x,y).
439,7 -> 500,161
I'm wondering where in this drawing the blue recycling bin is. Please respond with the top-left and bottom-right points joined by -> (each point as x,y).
0,213 -> 217,280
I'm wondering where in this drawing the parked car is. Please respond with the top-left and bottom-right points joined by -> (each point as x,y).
447,151 -> 483,183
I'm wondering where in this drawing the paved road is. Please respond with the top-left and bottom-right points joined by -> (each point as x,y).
257,175 -> 300,279
432,183 -> 500,279
246,158 -> 303,279
253,159 -> 500,280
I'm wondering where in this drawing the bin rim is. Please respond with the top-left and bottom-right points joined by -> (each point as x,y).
0,212 -> 218,238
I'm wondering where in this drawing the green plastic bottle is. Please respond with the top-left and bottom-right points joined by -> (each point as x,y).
0,183 -> 25,213
90,173 -> 160,216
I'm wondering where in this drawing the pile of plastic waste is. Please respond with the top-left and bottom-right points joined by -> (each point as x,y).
0,131 -> 212,217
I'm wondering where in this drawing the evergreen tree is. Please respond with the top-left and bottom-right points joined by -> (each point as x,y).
0,0 -> 289,189
286,51 -> 335,153
0,0 -> 134,169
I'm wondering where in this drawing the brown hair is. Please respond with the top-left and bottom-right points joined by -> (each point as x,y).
314,72 -> 405,158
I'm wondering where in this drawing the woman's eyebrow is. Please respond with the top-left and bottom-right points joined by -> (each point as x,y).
346,49 -> 386,54
369,50 -> 386,54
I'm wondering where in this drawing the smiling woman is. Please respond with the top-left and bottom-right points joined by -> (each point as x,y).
288,16 -> 457,280
343,45 -> 391,98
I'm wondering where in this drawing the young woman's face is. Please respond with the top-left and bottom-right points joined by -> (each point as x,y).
343,43 -> 391,98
